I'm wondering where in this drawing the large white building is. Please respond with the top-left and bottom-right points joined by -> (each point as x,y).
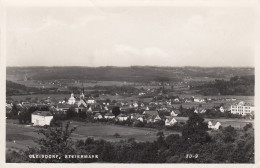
231,101 -> 254,116
68,93 -> 76,104
31,111 -> 53,126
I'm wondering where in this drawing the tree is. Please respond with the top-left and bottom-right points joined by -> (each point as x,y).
112,106 -> 121,117
165,134 -> 180,147
25,122 -> 77,163
182,113 -> 211,144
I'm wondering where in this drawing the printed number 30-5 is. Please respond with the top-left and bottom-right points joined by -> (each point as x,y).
186,154 -> 198,158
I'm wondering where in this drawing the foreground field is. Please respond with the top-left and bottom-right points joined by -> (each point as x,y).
6,119 -> 180,152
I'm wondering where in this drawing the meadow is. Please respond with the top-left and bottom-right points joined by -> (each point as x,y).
6,119 -> 180,152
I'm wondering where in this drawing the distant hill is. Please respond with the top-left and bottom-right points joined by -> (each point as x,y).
6,66 -> 254,83
6,80 -> 40,96
192,75 -> 255,96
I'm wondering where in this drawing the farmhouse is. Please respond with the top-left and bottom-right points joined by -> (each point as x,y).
31,111 -> 53,126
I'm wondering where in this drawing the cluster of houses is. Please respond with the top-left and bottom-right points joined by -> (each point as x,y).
6,89 -> 254,129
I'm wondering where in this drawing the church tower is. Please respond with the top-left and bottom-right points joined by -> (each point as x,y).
80,83 -> 85,99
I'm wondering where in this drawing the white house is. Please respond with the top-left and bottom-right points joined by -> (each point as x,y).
104,112 -> 115,119
146,115 -> 161,123
231,101 -> 254,116
194,107 -> 206,114
170,110 -> 178,117
133,102 -> 138,108
87,106 -> 93,113
208,121 -> 221,130
116,114 -> 128,122
165,116 -> 177,126
87,99 -> 96,104
194,98 -> 205,103
94,113 -> 103,120
31,111 -> 53,126
219,106 -> 225,113
77,99 -> 88,108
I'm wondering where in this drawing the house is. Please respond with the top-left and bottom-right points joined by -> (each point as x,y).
194,107 -> 206,114
194,98 -> 205,103
115,114 -> 128,122
208,121 -> 221,130
87,106 -> 93,113
136,115 -> 144,122
77,99 -> 88,108
93,113 -> 103,120
219,106 -> 225,113
87,99 -> 96,104
165,116 -> 177,126
56,104 -> 74,113
146,115 -> 161,123
133,102 -> 138,108
104,112 -> 115,119
231,101 -> 254,116
130,114 -> 144,122
170,110 -> 179,117
31,111 -> 53,126
143,110 -> 159,116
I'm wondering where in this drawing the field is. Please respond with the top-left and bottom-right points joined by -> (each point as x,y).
6,115 -> 253,153
6,119 -> 180,152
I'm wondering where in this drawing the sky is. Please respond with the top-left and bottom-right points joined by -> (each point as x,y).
5,3 -> 256,67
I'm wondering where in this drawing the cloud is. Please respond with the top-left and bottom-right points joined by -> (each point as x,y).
93,44 -> 173,66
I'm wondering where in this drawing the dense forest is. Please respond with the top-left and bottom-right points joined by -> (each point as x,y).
6,114 -> 254,163
7,66 -> 254,82
192,75 -> 255,96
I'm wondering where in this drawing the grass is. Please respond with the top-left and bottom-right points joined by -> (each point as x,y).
6,119 -> 180,151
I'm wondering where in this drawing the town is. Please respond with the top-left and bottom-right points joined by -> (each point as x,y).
5,67 -> 255,163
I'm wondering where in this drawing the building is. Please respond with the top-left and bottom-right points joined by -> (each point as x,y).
94,113 -> 103,120
143,110 -> 159,116
115,114 -> 128,122
231,101 -> 254,116
219,106 -> 225,113
31,111 -> 53,126
194,107 -> 206,114
87,99 -> 96,104
170,110 -> 179,117
146,115 -> 161,123
165,116 -> 177,126
68,93 -> 76,104
194,98 -> 205,103
104,112 -> 115,119
208,121 -> 221,130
